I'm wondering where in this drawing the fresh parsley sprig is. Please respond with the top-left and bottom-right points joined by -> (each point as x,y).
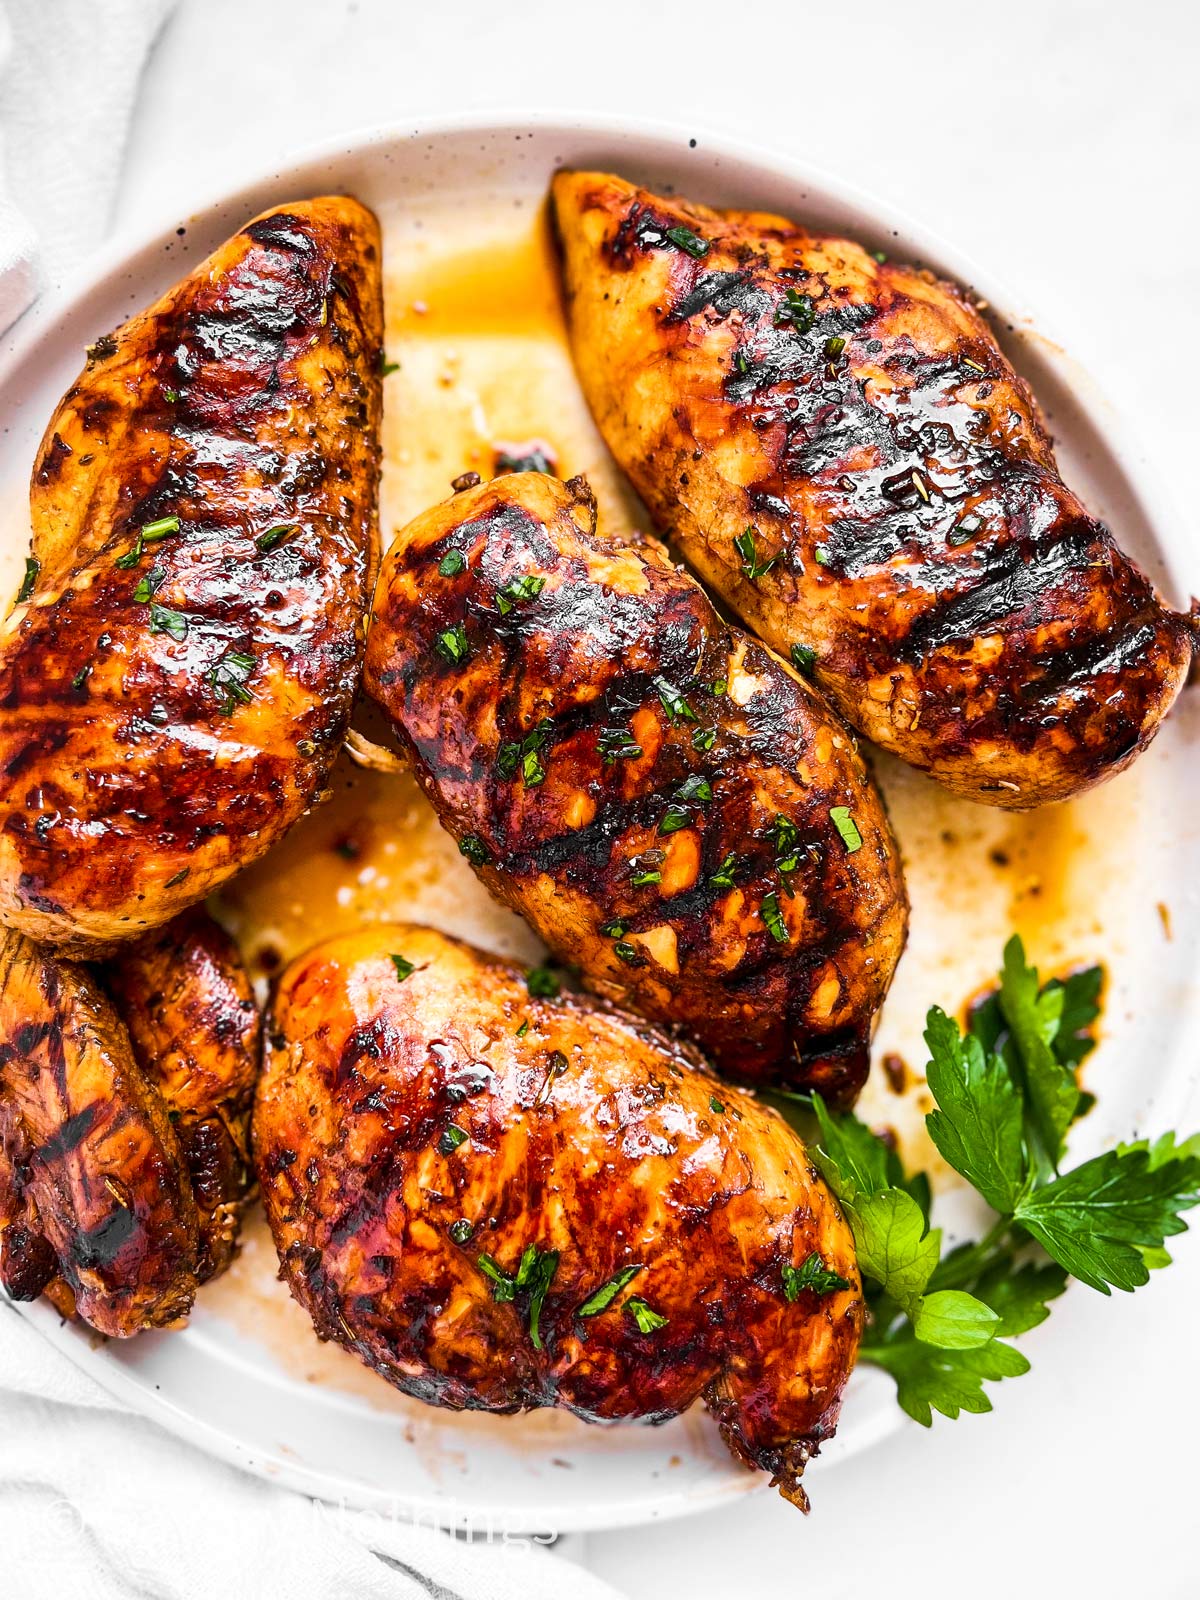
792,937 -> 1200,1427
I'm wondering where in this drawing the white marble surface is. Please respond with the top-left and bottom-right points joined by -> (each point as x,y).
114,2 -> 1200,1593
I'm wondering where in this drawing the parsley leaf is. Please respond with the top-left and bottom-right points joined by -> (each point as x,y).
1013,1145 -> 1200,1293
862,1329 -> 1030,1426
924,1006 -> 1029,1214
849,1188 -> 941,1314
911,1290 -> 999,1350
998,935 -> 1079,1166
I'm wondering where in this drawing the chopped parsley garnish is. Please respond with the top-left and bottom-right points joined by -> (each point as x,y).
760,891 -> 789,943
133,566 -> 166,603
830,805 -> 863,852
438,1124 -> 468,1155
950,514 -> 983,546
675,773 -> 713,805
577,1264 -> 643,1318
516,1245 -> 560,1350
613,941 -> 646,966
598,725 -> 642,764
872,250 -> 888,263
114,534 -> 144,569
459,833 -> 489,866
209,650 -> 256,715
449,1219 -> 474,1245
710,852 -> 739,890
380,353 -> 400,376
16,557 -> 39,602
710,1096 -> 726,1115
790,643 -> 817,676
814,545 -> 831,566
438,550 -> 467,577
654,675 -> 697,722
825,335 -> 847,360
782,1252 -> 851,1301
796,936 -> 1200,1430
710,677 -> 727,696
774,288 -> 815,334
526,966 -> 560,999
390,954 -> 415,981
665,225 -> 710,258
770,815 -> 805,879
435,623 -> 470,665
600,920 -> 628,939
479,1246 -> 559,1349
630,867 -> 662,887
692,725 -> 717,753
477,1254 -> 517,1303
515,1019 -> 530,1038
255,524 -> 296,553
733,525 -> 779,582
71,663 -> 91,692
141,515 -> 181,543
149,604 -> 187,642
659,805 -> 692,836
496,573 -> 546,614
499,720 -> 553,780
626,1297 -> 668,1334
162,387 -> 180,403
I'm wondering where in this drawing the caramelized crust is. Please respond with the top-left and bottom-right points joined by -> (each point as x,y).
551,171 -> 1195,807
255,923 -> 863,1507
0,197 -> 383,952
0,911 -> 259,1333
364,471 -> 907,1104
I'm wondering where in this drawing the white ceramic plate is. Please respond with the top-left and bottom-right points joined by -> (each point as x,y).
3,114 -> 1199,1534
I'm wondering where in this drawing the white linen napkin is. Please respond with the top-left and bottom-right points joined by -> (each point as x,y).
0,1304 -> 620,1599
0,6 -> 622,1595
0,0 -> 178,310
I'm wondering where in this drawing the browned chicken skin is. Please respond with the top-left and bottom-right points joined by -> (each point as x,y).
364,471 -> 907,1105
255,924 -> 863,1508
0,909 -> 259,1335
552,171 -> 1195,807
0,197 -> 383,953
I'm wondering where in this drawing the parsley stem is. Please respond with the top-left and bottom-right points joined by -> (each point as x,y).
926,1216 -> 1013,1293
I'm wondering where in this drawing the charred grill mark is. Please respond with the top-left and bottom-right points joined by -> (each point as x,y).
899,528 -> 1098,662
72,1204 -> 137,1270
31,1101 -> 99,1164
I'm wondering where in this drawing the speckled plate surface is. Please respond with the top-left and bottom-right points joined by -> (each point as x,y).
4,113 -> 1198,1533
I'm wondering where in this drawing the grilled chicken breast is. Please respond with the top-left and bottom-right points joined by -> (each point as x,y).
364,471 -> 907,1105
256,923 -> 862,1508
0,197 -> 383,953
104,909 -> 260,1284
552,171 -> 1195,807
0,910 -> 259,1335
